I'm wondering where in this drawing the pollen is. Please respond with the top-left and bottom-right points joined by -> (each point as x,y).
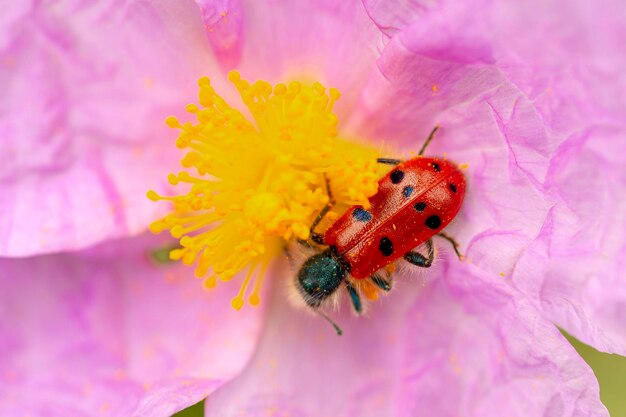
148,72 -> 382,309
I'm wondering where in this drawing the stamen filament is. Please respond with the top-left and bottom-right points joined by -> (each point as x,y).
231,263 -> 258,310
249,261 -> 270,306
149,72 -> 385,309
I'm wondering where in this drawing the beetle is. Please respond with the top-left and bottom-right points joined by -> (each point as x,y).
294,127 -> 465,332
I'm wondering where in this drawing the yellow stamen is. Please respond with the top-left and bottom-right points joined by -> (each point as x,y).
148,72 -> 386,309
203,275 -> 217,289
231,263 -> 258,310
248,261 -> 269,306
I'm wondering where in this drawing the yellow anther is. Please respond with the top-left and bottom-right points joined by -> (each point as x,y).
170,225 -> 185,239
149,73 -> 384,309
165,116 -> 181,128
169,248 -> 184,261
249,262 -> 269,306
230,263 -> 257,310
227,70 -> 240,83
231,297 -> 244,310
146,190 -> 160,201
313,82 -> 325,95
203,275 -> 217,289
185,104 -> 199,113
274,83 -> 287,96
167,173 -> 179,185
198,76 -> 211,87
148,220 -> 165,234
182,251 -> 197,265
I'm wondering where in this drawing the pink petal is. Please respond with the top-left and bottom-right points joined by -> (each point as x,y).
360,0 -> 434,39
196,0 -> 383,120
2,0 -> 390,257
194,0 -> 244,70
0,1 -> 225,256
0,235 -> 265,416
518,128 -> 626,354
350,0 -> 626,354
203,262 -> 607,417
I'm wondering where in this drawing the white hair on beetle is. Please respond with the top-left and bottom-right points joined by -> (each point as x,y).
284,240 -> 377,316
284,241 -> 332,313
283,234 -> 452,322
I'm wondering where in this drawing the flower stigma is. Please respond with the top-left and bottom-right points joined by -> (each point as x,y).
148,71 -> 384,310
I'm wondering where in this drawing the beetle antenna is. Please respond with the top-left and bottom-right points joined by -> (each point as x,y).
418,125 -> 440,156
317,310 -> 343,336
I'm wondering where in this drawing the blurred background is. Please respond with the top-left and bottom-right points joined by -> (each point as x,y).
566,335 -> 626,416
173,334 -> 626,417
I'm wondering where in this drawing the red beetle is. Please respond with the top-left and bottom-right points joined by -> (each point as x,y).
295,128 -> 465,333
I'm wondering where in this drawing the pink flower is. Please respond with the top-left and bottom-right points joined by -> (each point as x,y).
1,1 -> 624,416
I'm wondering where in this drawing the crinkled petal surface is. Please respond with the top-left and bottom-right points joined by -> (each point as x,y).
196,0 -> 383,123
202,263 -> 607,417
0,235 -> 264,416
350,0 -> 626,355
0,0 -> 221,257
0,0 -> 384,257
2,0 -> 625,414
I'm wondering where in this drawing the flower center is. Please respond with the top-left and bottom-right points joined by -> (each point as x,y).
148,72 -> 383,310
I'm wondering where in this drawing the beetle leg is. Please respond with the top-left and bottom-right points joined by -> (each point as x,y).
296,238 -> 320,249
377,126 -> 439,165
308,203 -> 331,244
308,174 -> 335,244
377,158 -> 403,165
418,126 -> 440,156
436,232 -> 463,260
323,173 -> 335,205
346,281 -> 363,314
403,239 -> 434,268
310,198 -> 332,233
371,274 -> 391,292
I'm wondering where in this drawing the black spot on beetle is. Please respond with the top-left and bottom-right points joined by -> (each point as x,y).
425,215 -> 441,230
390,169 -> 404,184
379,237 -> 394,256
403,186 -> 414,198
432,162 -> 441,172
449,183 -> 457,193
414,202 -> 427,212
